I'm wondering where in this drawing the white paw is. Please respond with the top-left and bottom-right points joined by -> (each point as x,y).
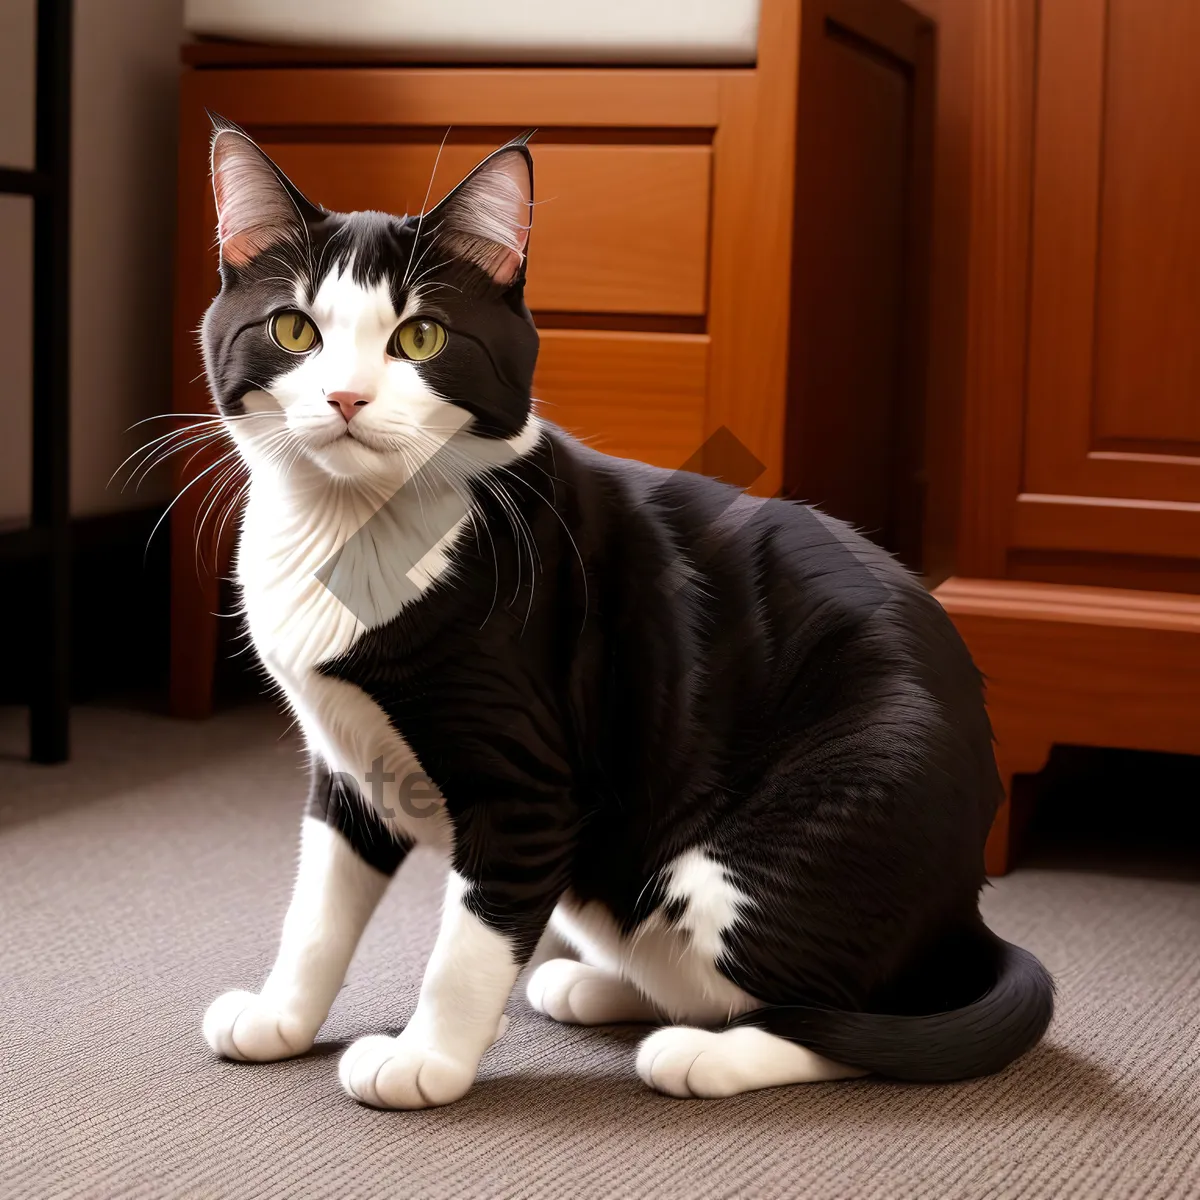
637,1026 -> 739,1098
202,989 -> 317,1062
527,959 -> 659,1025
338,1032 -> 479,1110
637,1025 -> 865,1098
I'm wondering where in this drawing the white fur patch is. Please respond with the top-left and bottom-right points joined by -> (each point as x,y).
550,849 -> 759,1026
235,461 -> 455,847
663,848 -> 750,963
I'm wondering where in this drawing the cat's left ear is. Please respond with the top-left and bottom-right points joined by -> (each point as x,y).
209,114 -> 320,268
429,134 -> 534,286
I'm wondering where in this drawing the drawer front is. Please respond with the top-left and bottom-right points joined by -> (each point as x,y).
263,141 -> 711,316
533,330 -> 708,469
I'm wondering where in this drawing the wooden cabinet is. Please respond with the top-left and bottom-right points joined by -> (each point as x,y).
933,0 -> 1200,872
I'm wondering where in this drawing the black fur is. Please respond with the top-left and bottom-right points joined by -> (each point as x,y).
321,433 -> 1055,1076
307,761 -> 410,878
730,932 -> 1055,1082
204,128 -> 1054,1082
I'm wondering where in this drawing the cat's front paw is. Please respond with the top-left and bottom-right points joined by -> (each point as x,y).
338,1032 -> 478,1109
202,989 -> 317,1062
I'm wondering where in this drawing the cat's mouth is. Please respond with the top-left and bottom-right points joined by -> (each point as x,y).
304,423 -> 401,480
311,421 -> 375,450
339,424 -> 385,452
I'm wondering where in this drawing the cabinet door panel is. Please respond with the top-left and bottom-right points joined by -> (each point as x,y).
1093,0 -> 1200,449
1021,0 -> 1200,558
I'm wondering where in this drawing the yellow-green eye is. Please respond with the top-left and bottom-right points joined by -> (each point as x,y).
269,311 -> 319,354
390,319 -> 447,362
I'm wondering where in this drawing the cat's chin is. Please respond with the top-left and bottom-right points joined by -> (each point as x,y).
303,431 -> 404,483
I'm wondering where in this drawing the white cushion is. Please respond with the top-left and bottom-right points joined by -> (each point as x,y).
184,0 -> 760,65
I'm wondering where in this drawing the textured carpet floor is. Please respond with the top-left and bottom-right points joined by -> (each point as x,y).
2,704 -> 1199,1200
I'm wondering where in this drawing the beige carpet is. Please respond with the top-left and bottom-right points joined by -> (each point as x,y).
1,704 -> 1198,1200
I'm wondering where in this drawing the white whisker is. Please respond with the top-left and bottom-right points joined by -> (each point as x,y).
402,128 -> 452,292
143,442 -> 248,565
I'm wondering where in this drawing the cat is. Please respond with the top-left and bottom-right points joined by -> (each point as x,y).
198,118 -> 1053,1109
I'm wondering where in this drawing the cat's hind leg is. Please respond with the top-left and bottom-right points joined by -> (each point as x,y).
637,1025 -> 867,1098
547,852 -> 865,1096
526,959 -> 660,1025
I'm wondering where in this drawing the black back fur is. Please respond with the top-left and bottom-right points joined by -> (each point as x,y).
323,434 -> 1054,1079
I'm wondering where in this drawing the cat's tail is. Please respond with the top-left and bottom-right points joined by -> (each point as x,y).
728,929 -> 1054,1082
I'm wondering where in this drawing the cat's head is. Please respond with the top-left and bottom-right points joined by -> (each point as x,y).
200,119 -> 539,487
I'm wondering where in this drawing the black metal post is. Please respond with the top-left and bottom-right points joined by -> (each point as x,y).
29,0 -> 73,763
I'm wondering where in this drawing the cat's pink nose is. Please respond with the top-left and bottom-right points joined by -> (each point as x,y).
326,391 -> 373,422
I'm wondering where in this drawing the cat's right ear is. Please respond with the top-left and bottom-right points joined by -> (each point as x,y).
209,115 -> 317,268
428,136 -> 534,286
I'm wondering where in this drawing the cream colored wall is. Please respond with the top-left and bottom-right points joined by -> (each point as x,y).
71,0 -> 186,516
0,0 -> 185,523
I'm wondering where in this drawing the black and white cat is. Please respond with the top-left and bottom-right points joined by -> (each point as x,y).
198,121 -> 1053,1109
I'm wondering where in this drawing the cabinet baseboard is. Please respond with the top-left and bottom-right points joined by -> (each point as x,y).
935,577 -> 1200,873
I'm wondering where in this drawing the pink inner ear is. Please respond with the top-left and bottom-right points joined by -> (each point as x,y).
491,247 -> 524,286
211,130 -> 296,267
439,147 -> 533,283
492,153 -> 532,259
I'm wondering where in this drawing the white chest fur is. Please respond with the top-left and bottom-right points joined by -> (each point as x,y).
237,464 -> 464,848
